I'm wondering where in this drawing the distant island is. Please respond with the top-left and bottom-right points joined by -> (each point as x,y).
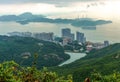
0,12 -> 112,29
71,18 -> 112,29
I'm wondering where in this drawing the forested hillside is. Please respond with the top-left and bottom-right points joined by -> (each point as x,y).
50,43 -> 120,82
0,36 -> 120,82
0,61 -> 120,82
0,36 -> 70,68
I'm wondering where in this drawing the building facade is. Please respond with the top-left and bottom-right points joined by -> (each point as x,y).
33,32 -> 54,41
76,31 -> 86,43
62,28 -> 74,41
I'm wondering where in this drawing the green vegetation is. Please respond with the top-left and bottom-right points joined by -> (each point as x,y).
50,43 -> 120,82
0,61 -> 120,82
90,70 -> 120,82
0,40 -> 120,82
0,61 -> 72,82
0,35 -> 120,82
0,35 -> 70,68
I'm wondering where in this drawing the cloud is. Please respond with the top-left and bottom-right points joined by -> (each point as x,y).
0,0 -> 100,4
0,0 -> 106,8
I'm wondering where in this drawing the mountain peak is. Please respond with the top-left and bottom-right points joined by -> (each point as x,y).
18,12 -> 33,19
19,12 -> 33,16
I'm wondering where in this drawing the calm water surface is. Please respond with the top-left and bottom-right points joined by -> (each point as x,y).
59,52 -> 86,66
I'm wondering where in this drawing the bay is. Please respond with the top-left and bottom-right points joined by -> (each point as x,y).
58,52 -> 86,66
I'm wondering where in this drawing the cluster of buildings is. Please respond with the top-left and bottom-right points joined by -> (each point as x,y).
86,40 -> 109,52
8,28 -> 86,45
62,28 -> 86,45
61,28 -> 109,52
8,28 -> 110,52
8,32 -> 54,41
8,32 -> 32,37
33,32 -> 53,41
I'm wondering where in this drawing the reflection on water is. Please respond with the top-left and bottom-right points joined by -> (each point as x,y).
0,22 -> 120,43
58,52 -> 86,66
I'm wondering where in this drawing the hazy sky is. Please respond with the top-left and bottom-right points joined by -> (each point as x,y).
0,0 -> 120,20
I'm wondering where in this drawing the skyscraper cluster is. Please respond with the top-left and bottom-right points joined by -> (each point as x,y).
61,28 -> 86,45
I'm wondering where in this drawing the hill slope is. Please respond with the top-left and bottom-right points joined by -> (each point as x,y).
0,36 -> 70,68
50,43 -> 120,82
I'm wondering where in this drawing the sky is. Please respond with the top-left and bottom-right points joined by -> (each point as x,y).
0,0 -> 120,20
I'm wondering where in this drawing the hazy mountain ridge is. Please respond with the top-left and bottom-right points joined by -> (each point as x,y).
0,12 -> 112,28
71,19 -> 112,27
